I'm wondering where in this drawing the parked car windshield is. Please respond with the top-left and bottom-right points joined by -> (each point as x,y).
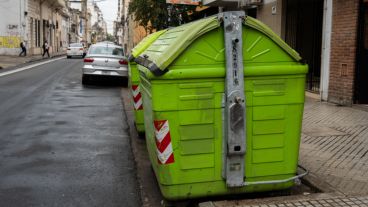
70,43 -> 83,47
89,46 -> 124,56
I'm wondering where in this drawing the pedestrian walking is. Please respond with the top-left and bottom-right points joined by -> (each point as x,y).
19,41 -> 26,56
42,40 -> 50,58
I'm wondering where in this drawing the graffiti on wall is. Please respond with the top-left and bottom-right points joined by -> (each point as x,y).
0,24 -> 22,48
7,24 -> 20,36
0,36 -> 21,48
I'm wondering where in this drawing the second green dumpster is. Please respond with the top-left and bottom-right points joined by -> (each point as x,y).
136,11 -> 308,200
128,30 -> 167,133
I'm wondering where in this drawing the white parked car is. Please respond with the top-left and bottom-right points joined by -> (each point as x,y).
67,43 -> 86,58
82,42 -> 128,85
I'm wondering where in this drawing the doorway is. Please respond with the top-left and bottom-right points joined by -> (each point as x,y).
284,0 -> 324,93
356,0 -> 368,104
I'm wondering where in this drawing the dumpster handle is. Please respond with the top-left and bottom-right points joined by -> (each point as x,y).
243,165 -> 308,186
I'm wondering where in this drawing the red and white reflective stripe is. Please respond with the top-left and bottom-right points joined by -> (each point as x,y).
154,120 -> 175,165
131,85 -> 143,110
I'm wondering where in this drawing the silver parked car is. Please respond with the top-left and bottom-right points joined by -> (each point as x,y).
82,42 -> 128,85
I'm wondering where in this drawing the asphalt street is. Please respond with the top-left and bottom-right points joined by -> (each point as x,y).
0,58 -> 141,207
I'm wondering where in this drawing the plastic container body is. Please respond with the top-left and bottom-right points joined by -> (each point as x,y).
128,30 -> 167,133
138,17 -> 308,200
128,61 -> 145,132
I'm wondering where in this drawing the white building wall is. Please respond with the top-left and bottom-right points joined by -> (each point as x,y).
320,0 -> 333,101
88,3 -> 99,26
70,2 -> 82,11
256,0 -> 283,37
122,0 -> 130,51
0,0 -> 27,55
61,17 -> 69,48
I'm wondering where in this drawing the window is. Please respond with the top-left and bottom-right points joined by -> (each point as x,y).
30,18 -> 34,47
89,46 -> 124,56
247,8 -> 257,18
37,20 -> 41,47
35,19 -> 41,47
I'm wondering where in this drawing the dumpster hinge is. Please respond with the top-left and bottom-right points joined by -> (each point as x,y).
222,11 -> 246,188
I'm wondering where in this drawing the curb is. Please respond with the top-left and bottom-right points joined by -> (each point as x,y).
121,88 -> 146,206
2,53 -> 66,71
27,53 -> 66,64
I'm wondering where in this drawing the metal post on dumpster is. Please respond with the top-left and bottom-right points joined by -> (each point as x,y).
222,11 -> 246,188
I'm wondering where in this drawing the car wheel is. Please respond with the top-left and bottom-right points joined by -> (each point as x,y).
82,75 -> 90,85
67,56 -> 71,59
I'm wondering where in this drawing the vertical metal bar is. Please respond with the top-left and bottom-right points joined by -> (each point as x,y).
222,11 -> 246,188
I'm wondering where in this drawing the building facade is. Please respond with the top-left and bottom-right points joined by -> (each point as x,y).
70,0 -> 90,45
0,0 -> 28,55
28,0 -> 69,55
203,0 -> 367,106
89,2 -> 107,43
0,0 -> 76,56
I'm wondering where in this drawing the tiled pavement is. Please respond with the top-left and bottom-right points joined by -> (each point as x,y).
229,196 -> 368,207
204,97 -> 368,206
300,98 -> 368,195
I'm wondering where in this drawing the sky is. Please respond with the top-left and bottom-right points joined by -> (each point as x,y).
95,0 -> 118,34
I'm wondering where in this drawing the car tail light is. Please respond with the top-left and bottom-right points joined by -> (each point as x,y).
67,48 -> 71,50
80,48 -> 84,51
84,58 -> 94,63
119,59 -> 128,65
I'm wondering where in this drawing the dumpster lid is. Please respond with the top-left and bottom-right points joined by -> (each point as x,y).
136,15 -> 302,76
129,29 -> 167,61
244,16 -> 301,62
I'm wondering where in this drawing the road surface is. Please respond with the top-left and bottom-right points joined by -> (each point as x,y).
0,58 -> 140,207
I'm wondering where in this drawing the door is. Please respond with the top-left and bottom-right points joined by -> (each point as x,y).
284,0 -> 324,93
356,1 -> 368,103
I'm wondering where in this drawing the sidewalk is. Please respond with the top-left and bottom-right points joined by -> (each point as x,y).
0,52 -> 66,69
204,97 -> 368,206
201,195 -> 368,207
301,98 -> 368,195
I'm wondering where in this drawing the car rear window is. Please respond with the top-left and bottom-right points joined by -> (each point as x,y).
70,43 -> 83,47
89,46 -> 124,56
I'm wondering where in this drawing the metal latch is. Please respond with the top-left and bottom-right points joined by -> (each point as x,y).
222,11 -> 246,188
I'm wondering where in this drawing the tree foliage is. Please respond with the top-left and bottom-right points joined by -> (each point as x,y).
128,0 -> 197,33
105,33 -> 116,42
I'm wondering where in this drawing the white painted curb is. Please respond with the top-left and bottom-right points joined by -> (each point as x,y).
0,56 -> 66,77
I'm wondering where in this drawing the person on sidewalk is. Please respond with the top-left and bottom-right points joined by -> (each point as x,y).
42,40 -> 50,58
19,41 -> 26,56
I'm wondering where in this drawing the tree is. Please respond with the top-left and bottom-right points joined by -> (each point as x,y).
128,0 -> 197,33
106,33 -> 116,42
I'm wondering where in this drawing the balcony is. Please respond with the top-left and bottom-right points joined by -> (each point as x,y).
47,0 -> 66,9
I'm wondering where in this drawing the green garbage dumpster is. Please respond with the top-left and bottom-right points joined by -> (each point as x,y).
128,30 -> 167,133
135,11 -> 308,200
